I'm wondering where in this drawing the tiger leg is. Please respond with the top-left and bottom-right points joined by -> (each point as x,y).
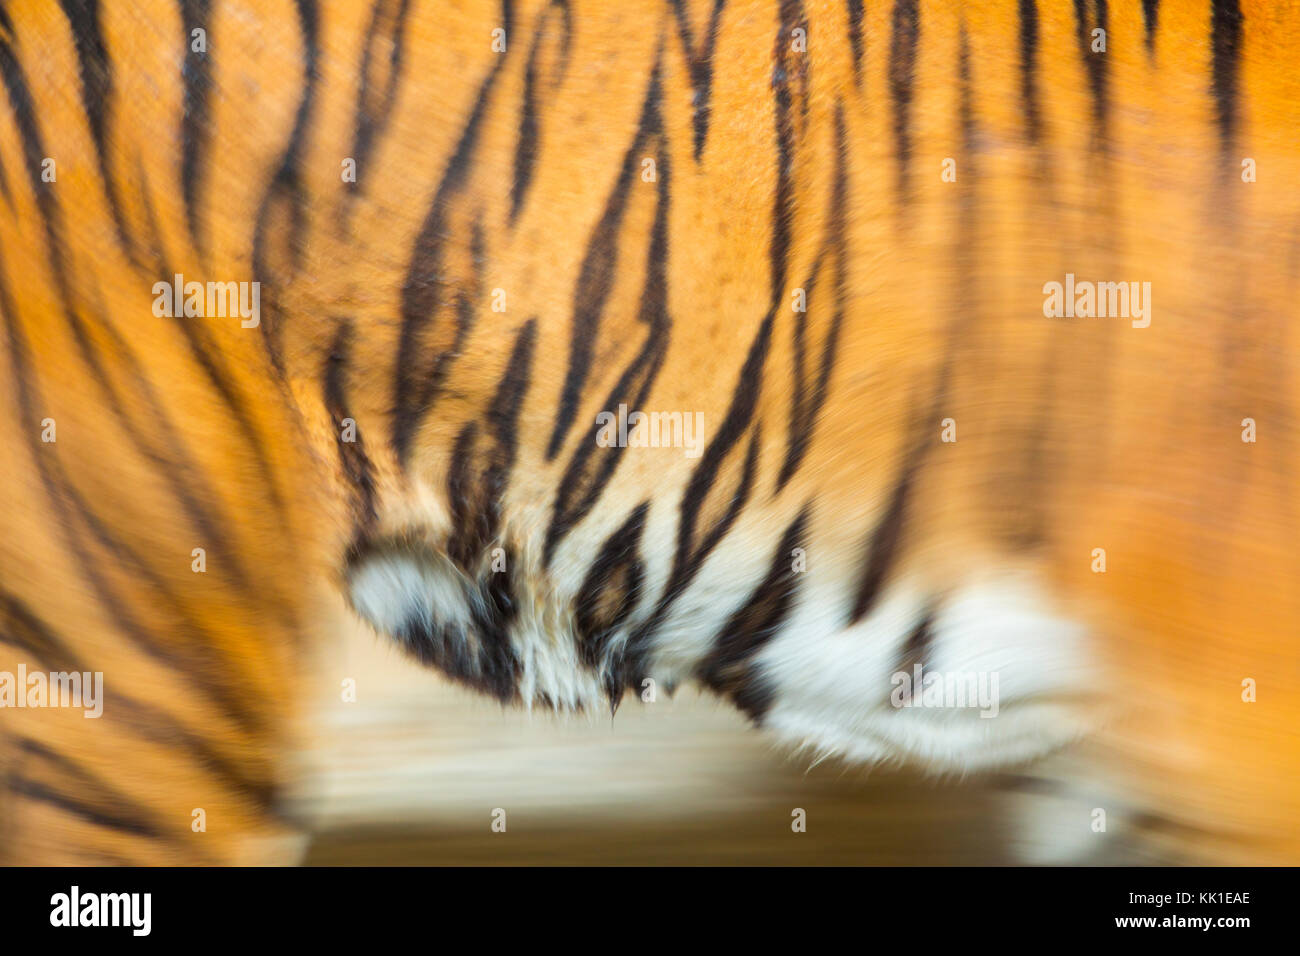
0,584 -> 313,865
0,262 -> 321,865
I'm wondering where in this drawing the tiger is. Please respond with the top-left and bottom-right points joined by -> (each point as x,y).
1,0 -> 1298,866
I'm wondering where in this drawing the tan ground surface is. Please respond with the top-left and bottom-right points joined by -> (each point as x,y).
294,618 -> 1033,865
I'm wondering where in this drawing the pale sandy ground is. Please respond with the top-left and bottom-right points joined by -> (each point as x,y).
289,615 -> 1037,865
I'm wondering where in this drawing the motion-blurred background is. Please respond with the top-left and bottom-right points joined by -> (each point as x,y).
293,616 -> 1157,865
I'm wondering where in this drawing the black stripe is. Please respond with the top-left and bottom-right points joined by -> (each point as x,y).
848,446 -> 917,624
962,24 -> 1048,548
1007,2 -> 1065,548
574,502 -> 650,691
620,7 -> 805,657
1072,0 -> 1109,146
138,166 -> 294,530
402,220 -> 485,465
76,310 -> 265,593
0,252 -> 273,737
847,0 -> 865,85
324,318 -> 379,543
857,162 -> 994,625
370,546 -> 523,704
677,423 -> 764,593
511,0 -> 572,222
14,740 -> 172,843
953,25 -> 977,336
0,28 -> 66,285
1209,0 -> 1243,162
770,0 -> 806,301
888,0 -> 919,202
180,0 -> 213,256
0,590 -> 80,674
447,318 -> 538,570
467,556 -> 524,703
670,0 -> 726,161
890,605 -> 936,700
0,138 -> 10,207
485,319 -> 539,453
0,12 -> 11,208
1142,0 -> 1159,53
982,2 -> 1049,571
0,3 -> 14,207
622,426 -> 762,676
253,0 -> 319,377
541,320 -> 667,567
345,0 -> 413,212
393,0 -> 514,462
10,776 -> 164,842
544,61 -> 664,462
0,31 -> 265,593
959,25 -> 974,163
1018,0 -> 1041,144
57,0 -> 137,262
104,328 -> 262,589
446,424 -> 484,564
650,0 -> 812,581
542,70 -> 671,565
697,506 -> 811,722
0,589 -> 276,807
777,104 -> 847,490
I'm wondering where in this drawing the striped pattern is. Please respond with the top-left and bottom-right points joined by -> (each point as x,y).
1,0 -> 1298,864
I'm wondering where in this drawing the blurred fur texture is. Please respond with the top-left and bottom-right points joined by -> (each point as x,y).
1,0 -> 1298,864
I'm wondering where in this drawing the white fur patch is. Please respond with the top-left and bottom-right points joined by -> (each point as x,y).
347,550 -> 472,643
758,571 -> 1101,773
348,546 -> 607,710
347,538 -> 1101,771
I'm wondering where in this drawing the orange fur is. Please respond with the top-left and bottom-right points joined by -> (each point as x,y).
1,0 -> 1298,863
